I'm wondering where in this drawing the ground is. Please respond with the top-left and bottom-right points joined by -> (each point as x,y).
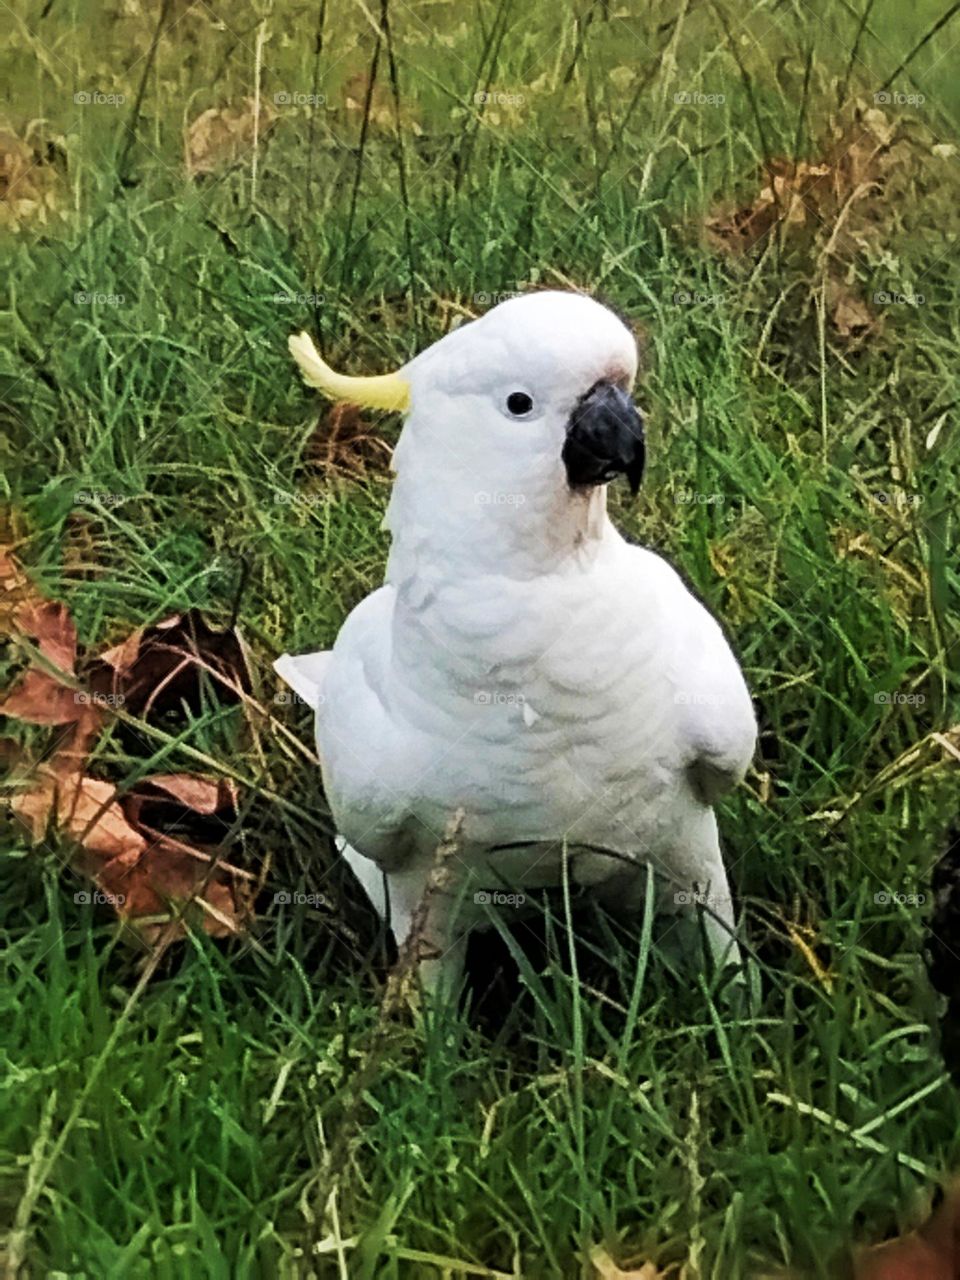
1,0 -> 959,1275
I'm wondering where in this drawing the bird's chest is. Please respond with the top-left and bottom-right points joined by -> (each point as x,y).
389,572 -> 682,822
394,570 -> 634,711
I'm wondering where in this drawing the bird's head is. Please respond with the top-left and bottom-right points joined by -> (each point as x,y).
289,291 -> 645,572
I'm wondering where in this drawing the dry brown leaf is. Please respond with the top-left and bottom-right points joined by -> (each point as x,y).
10,775 -> 55,843
96,834 -> 253,941
18,599 -> 76,671
830,282 -> 877,340
305,402 -> 393,480
0,586 -> 79,723
185,98 -> 276,177
2,552 -> 253,939
90,608 -> 251,717
704,106 -> 918,259
854,1181 -> 960,1278
11,754 -> 142,862
96,627 -> 143,676
0,548 -> 47,635
705,159 -> 833,254
130,773 -> 230,816
57,774 -> 146,862
0,128 -> 62,230
342,71 -> 423,135
12,760 -> 250,938
589,1245 -> 671,1279
0,669 -> 82,724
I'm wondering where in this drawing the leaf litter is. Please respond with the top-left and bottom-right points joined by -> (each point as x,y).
1,548 -> 255,942
703,103 -> 944,341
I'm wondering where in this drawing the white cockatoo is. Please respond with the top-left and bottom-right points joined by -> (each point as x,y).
275,291 -> 756,992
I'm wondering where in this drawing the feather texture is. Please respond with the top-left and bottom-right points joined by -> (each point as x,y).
277,291 -> 757,990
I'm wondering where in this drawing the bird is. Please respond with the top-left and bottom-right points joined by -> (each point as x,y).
275,290 -> 757,995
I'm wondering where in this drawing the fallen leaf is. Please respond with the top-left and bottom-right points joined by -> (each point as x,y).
17,599 -> 76,671
342,71 -> 422,135
831,285 -> 876,340
57,774 -> 146,861
90,608 -> 252,718
185,98 -> 276,178
305,402 -> 393,480
11,743 -> 138,857
0,548 -> 48,635
705,159 -> 832,254
0,587 -> 79,723
589,1245 -> 670,1279
0,669 -> 81,724
96,834 -> 254,941
0,128 -> 62,231
854,1182 -> 960,1278
704,105 -> 919,260
129,772 -> 234,817
2,552 -> 254,940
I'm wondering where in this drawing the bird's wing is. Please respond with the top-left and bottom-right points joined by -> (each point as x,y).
273,650 -> 333,710
635,547 -> 757,804
313,587 -> 428,871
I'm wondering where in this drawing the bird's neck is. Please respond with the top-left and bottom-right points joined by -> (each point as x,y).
384,466 -> 612,584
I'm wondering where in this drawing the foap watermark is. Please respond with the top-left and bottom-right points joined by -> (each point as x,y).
872,490 -> 922,508
874,90 -> 925,107
874,690 -> 925,706
474,890 -> 526,907
76,490 -> 131,506
74,292 -> 125,306
74,90 -> 125,107
674,90 -> 726,107
674,691 -> 722,707
672,290 -> 724,306
273,689 -> 322,707
74,692 -> 125,708
475,691 -> 525,707
75,890 -> 126,905
875,890 -> 926,907
273,490 -> 324,507
270,291 -> 325,306
274,91 -> 327,107
873,290 -> 925,306
674,889 -> 721,906
675,489 -> 724,505
273,891 -> 330,906
475,90 -> 525,107
475,490 -> 526,506
474,290 -> 523,307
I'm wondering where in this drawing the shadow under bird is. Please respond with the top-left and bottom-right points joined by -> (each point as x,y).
275,290 -> 756,994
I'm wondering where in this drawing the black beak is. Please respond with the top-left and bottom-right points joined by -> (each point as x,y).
562,381 -> 645,495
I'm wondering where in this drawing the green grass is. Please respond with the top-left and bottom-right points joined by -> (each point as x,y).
2,0 -> 960,1274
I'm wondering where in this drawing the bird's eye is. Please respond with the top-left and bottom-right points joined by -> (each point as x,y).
506,391 -> 534,417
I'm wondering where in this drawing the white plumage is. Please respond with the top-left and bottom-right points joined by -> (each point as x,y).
276,291 -> 756,991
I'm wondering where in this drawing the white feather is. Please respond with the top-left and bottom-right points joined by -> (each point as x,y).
273,651 -> 332,711
284,291 -> 756,989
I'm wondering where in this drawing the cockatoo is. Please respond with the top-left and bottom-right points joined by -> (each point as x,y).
275,291 -> 756,993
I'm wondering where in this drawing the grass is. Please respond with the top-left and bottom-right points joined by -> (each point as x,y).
2,0 -> 960,1274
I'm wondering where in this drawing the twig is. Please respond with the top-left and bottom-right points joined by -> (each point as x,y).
251,18 -> 268,206
117,0 -> 176,186
308,812 -> 465,1248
